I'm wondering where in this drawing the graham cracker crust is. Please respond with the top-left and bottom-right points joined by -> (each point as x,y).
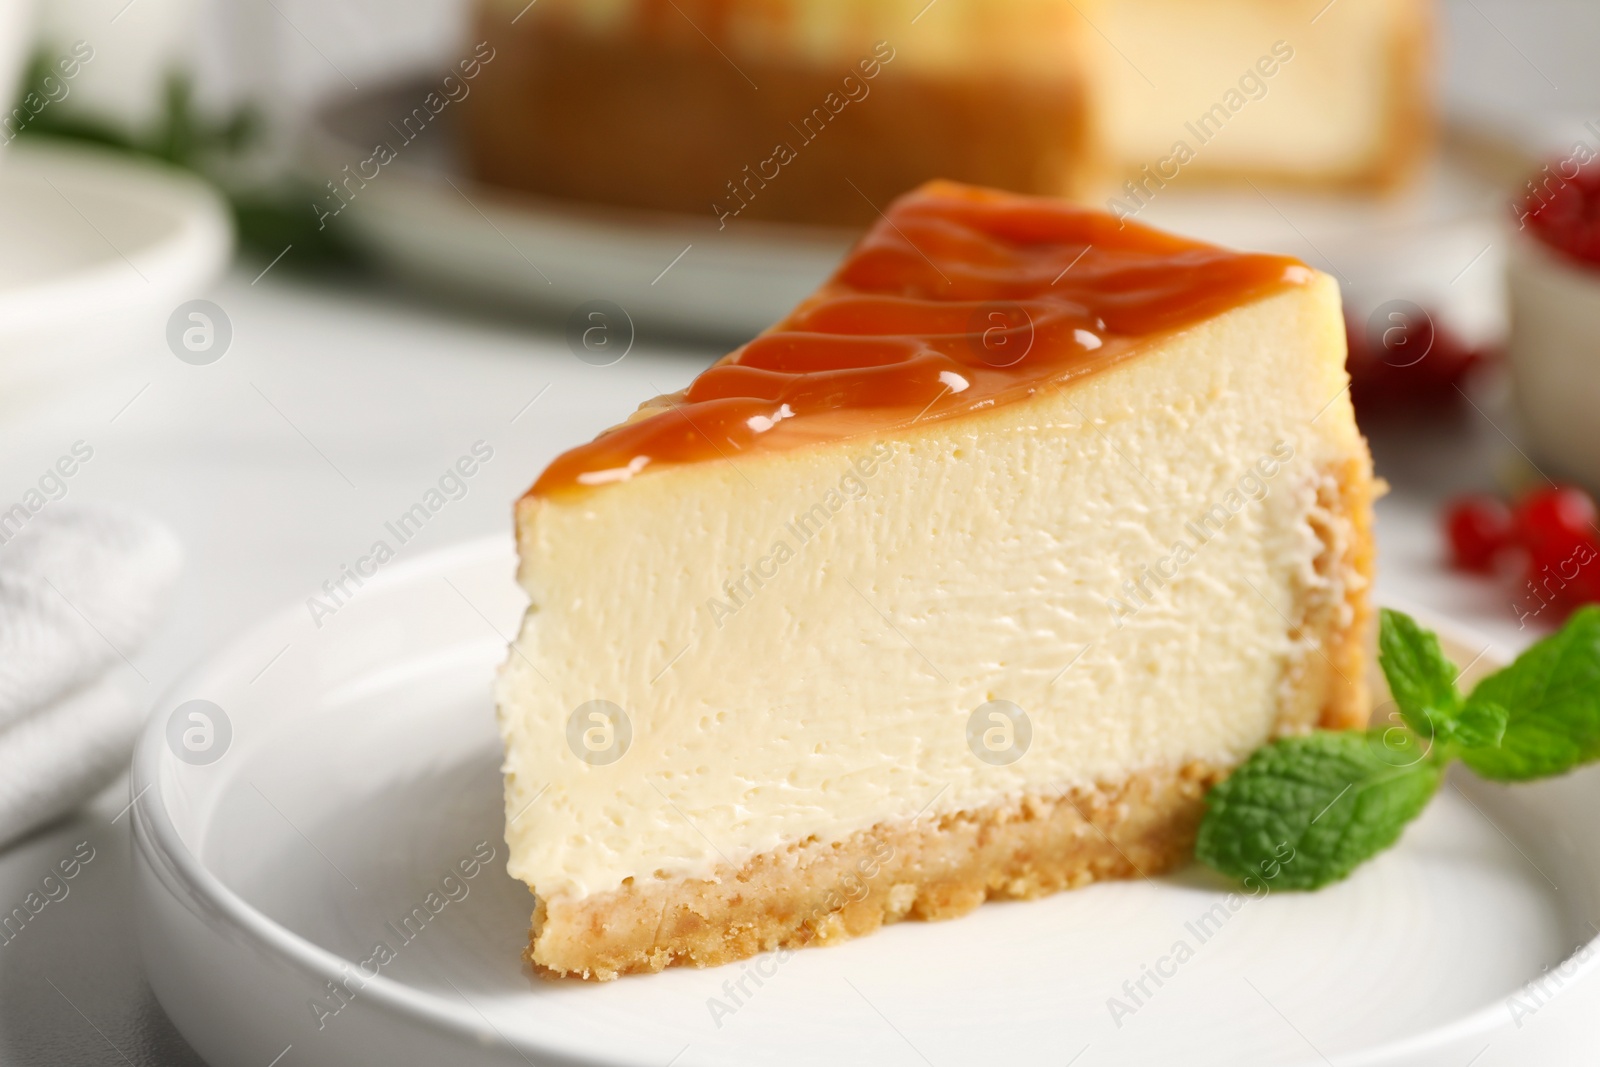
523,455 -> 1377,982
463,7 -> 1094,227
1287,450 -> 1380,734
530,761 -> 1222,981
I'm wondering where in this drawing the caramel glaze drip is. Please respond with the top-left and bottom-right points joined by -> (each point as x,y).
529,180 -> 1313,498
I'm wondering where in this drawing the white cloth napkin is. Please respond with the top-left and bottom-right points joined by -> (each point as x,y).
0,506 -> 181,849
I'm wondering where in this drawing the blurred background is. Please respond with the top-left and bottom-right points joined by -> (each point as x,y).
4,0 -> 1600,1062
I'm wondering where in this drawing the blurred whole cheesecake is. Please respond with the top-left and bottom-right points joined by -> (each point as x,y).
464,0 -> 1432,227
495,180 -> 1377,979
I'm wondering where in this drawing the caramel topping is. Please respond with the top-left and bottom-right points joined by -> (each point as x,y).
529,180 -> 1311,497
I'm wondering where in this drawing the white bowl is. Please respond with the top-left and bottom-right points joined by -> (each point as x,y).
1508,230 -> 1600,489
0,139 -> 232,405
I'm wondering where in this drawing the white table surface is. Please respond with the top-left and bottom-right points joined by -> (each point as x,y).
0,267 -> 713,1064
0,263 -> 1553,1063
7,2 -> 1599,1058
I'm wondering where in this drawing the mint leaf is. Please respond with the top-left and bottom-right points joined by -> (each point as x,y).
1378,608 -> 1463,740
1449,699 -> 1509,752
1461,606 -> 1600,781
1195,731 -> 1442,890
1201,606 -> 1600,890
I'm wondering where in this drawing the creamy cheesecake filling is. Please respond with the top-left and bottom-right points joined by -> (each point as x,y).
1090,0 -> 1430,185
497,276 -> 1360,902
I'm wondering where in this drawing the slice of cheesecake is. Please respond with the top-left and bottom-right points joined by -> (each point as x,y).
464,0 -> 1431,227
497,180 -> 1377,980
1087,0 -> 1432,191
464,0 -> 1097,227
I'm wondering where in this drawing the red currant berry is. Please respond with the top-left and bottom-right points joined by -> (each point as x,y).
1445,494 -> 1514,573
1570,544 -> 1600,610
1526,159 -> 1600,270
1515,485 -> 1599,566
1526,546 -> 1600,622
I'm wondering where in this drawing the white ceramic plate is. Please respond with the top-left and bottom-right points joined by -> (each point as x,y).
132,537 -> 1600,1067
304,84 -> 854,342
305,81 -> 1507,344
0,139 -> 233,400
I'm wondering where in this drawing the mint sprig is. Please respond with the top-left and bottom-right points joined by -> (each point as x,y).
1197,606 -> 1600,889
1462,608 -> 1600,781
1377,606 -> 1462,740
1195,731 -> 1441,890
1377,607 -> 1515,756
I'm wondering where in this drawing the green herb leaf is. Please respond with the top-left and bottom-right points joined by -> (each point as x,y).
13,54 -> 353,267
1448,699 -> 1509,752
1202,606 -> 1600,890
1461,606 -> 1600,781
1378,607 -> 1463,741
1195,731 -> 1442,890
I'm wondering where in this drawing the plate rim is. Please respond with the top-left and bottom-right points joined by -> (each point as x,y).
305,78 -> 862,252
130,535 -> 1600,1065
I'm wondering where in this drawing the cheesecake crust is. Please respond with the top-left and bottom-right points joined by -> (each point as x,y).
1284,450 -> 1380,736
529,760 -> 1222,981
463,8 -> 1096,227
